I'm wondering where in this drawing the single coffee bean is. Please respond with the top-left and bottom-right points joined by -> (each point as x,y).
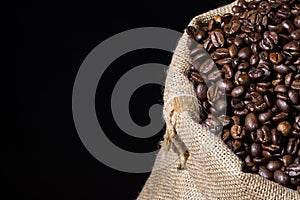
287,138 -> 300,155
222,64 -> 234,80
290,29 -> 300,40
250,54 -> 259,66
294,15 -> 300,28
245,113 -> 258,131
291,79 -> 300,90
258,166 -> 273,180
281,155 -> 293,167
258,109 -> 272,123
274,170 -> 289,185
276,99 -> 290,112
196,84 -> 208,100
272,128 -> 281,145
272,112 -> 288,122
262,150 -> 273,159
273,64 -> 290,74
227,139 -> 242,152
274,84 -> 287,93
286,164 -> 300,177
277,121 -> 292,136
211,30 -> 225,48
228,44 -> 238,58
257,127 -> 272,144
266,160 -> 282,172
238,47 -> 251,60
288,90 -> 299,104
231,86 -> 245,97
230,124 -> 246,139
251,142 -> 262,157
269,52 -> 283,64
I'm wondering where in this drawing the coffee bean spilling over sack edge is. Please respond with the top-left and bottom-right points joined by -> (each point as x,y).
186,0 -> 300,193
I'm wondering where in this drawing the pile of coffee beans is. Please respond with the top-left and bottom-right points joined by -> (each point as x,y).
186,0 -> 300,193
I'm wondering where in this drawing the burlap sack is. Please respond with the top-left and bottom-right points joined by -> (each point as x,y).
137,1 -> 300,199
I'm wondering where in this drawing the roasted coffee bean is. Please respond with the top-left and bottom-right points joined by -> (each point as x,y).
291,79 -> 300,90
236,72 -> 250,86
281,155 -> 293,167
211,30 -> 225,48
258,166 -> 273,180
272,128 -> 281,145
248,67 -> 264,79
249,54 -> 259,66
287,138 -> 300,156
230,124 -> 246,139
251,143 -> 262,157
295,16 -> 300,28
227,139 -> 242,152
277,121 -> 292,136
272,112 -> 289,122
290,29 -> 300,41
238,47 -> 251,60
266,160 -> 282,172
274,170 -> 289,185
196,84 -> 208,100
258,109 -> 272,123
262,150 -> 273,159
288,90 -> 299,104
222,64 -> 234,79
286,164 -> 300,177
238,61 -> 249,70
224,20 -> 241,35
190,72 -> 204,84
269,52 -> 283,64
276,99 -> 290,112
245,113 -> 258,131
274,64 -> 290,74
231,86 -> 245,97
257,127 -> 271,144
222,129 -> 231,142
274,84 -> 287,93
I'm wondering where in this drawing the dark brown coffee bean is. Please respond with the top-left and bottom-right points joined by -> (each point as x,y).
236,72 -> 250,86
224,20 -> 241,35
221,129 -> 231,142
274,170 -> 289,185
281,155 -> 293,167
274,84 -> 287,93
249,54 -> 259,66
272,112 -> 289,122
231,86 -> 245,98
251,143 -> 262,157
215,58 -> 232,66
230,124 -> 246,139
286,164 -> 300,177
248,67 -> 264,79
249,32 -> 261,43
257,127 -> 272,144
288,90 -> 299,104
294,15 -> 300,28
262,150 -> 273,159
258,166 -> 273,180
291,177 -> 300,185
190,72 -> 204,84
273,64 -> 290,74
277,121 -> 292,136
283,41 -> 300,52
238,61 -> 250,70
238,47 -> 251,60
196,84 -> 208,100
258,109 -> 272,123
287,138 -> 300,155
266,160 -> 282,172
208,19 -> 215,31
211,30 -> 225,48
227,139 -> 242,152
222,64 -> 234,80
272,128 -> 281,145
253,157 -> 266,164
245,113 -> 258,131
290,29 -> 300,41
245,155 -> 254,167
276,93 -> 290,102
234,36 -> 243,48
284,72 -> 293,87
276,98 -> 290,112
216,79 -> 233,94
291,79 -> 300,90
231,116 -> 241,126
215,48 -> 229,58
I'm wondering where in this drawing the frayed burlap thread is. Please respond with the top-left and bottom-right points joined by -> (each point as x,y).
137,1 -> 300,199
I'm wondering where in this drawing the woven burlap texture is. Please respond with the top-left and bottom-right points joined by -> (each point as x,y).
137,1 -> 300,199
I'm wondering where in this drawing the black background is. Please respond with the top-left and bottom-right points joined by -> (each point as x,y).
16,1 -> 234,199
